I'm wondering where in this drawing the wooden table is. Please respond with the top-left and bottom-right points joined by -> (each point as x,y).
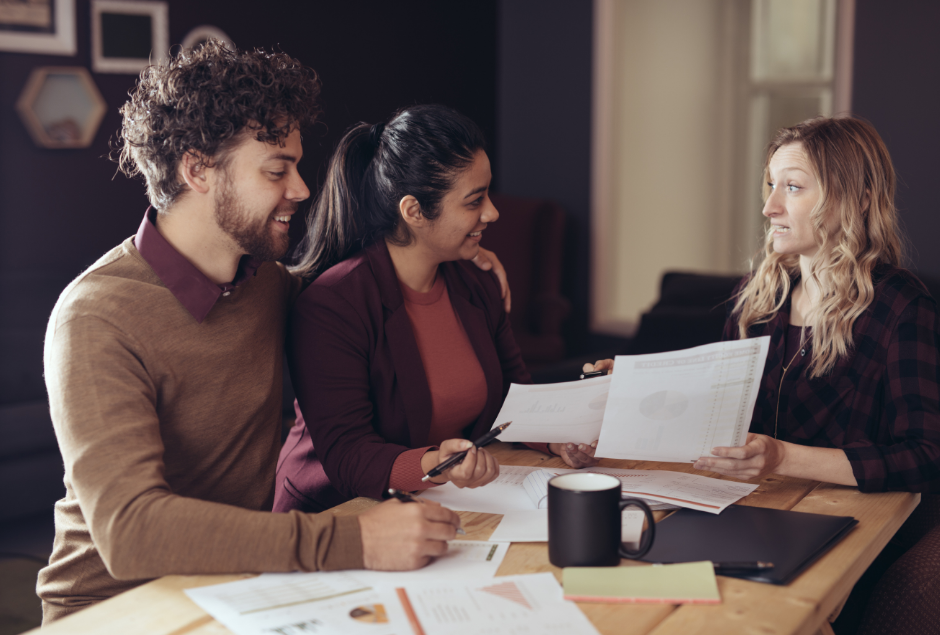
31,441 -> 918,635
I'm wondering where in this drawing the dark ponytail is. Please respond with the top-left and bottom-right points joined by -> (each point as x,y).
291,104 -> 486,279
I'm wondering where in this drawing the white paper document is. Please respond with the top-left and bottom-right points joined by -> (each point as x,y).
489,508 -> 646,544
185,541 -> 511,635
185,570 -> 413,635
420,465 -> 754,515
397,573 -> 599,635
493,375 -> 612,444
595,337 -> 770,462
419,465 -> 539,513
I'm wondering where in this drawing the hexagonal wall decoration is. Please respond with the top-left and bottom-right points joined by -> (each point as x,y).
16,67 -> 107,149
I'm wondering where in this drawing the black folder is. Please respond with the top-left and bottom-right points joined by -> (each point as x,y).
640,505 -> 858,585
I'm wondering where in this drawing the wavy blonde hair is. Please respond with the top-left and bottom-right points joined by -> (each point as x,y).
733,117 -> 904,378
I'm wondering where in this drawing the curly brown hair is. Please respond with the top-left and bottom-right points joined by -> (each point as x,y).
117,39 -> 321,210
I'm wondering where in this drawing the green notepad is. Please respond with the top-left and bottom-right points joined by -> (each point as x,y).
563,561 -> 721,604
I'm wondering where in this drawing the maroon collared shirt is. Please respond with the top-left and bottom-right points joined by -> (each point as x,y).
134,208 -> 261,323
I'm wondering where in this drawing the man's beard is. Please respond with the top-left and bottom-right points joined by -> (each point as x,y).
213,177 -> 293,262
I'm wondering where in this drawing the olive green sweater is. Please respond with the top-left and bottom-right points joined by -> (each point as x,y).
38,238 -> 363,622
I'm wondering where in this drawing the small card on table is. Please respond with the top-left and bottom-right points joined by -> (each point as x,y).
563,561 -> 721,604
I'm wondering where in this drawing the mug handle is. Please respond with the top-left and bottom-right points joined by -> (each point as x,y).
618,497 -> 655,559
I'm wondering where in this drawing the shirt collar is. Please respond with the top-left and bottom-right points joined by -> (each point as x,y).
134,207 -> 261,323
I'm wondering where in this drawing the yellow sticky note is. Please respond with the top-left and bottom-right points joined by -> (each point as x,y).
563,561 -> 721,604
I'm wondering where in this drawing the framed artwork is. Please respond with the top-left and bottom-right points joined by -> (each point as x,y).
16,66 -> 107,148
181,24 -> 232,51
91,0 -> 167,74
0,0 -> 76,55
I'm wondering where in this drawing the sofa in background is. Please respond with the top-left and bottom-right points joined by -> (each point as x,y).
0,272 -> 72,523
484,193 -> 571,364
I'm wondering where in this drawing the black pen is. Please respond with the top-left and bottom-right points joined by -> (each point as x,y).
420,421 -> 512,483
580,370 -> 607,379
387,488 -> 465,535
712,561 -> 774,574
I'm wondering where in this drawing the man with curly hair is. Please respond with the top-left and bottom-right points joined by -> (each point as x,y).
37,41 -> 490,623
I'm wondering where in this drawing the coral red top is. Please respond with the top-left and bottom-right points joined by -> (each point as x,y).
389,274 -> 487,490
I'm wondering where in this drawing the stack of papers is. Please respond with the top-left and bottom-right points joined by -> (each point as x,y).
185,544 -> 600,635
420,465 -> 757,516
494,337 -> 770,462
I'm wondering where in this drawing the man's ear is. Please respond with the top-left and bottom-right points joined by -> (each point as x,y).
398,195 -> 427,230
178,151 -> 211,195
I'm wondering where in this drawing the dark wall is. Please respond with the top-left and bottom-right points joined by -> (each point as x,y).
496,0 -> 595,354
0,0 -> 498,278
852,0 -> 940,277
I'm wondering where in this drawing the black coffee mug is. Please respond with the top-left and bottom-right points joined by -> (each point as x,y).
548,472 -> 655,567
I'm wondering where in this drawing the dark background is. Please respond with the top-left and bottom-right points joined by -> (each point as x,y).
0,1 -> 499,280
1,0 -> 938,355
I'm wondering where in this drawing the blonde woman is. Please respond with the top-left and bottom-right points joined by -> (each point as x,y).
588,117 -> 940,492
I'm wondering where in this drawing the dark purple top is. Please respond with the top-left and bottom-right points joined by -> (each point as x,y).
723,266 -> 940,493
134,208 -> 260,323
273,240 -> 531,511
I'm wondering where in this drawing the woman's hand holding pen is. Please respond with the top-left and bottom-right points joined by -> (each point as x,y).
421,438 -> 499,488
582,359 -> 615,375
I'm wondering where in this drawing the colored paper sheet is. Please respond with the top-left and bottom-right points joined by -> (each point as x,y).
563,561 -> 721,604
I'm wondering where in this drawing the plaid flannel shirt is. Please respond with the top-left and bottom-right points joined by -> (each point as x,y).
723,266 -> 940,493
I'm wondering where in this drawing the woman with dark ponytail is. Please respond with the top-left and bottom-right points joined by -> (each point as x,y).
274,105 -> 575,513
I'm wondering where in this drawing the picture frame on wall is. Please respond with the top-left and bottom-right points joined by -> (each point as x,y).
91,0 -> 167,74
0,0 -> 76,55
16,66 -> 107,149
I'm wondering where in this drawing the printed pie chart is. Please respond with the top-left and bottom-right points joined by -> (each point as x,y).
589,392 -> 608,410
349,604 -> 389,623
639,390 -> 688,420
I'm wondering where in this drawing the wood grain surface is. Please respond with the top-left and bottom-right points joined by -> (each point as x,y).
29,442 -> 918,635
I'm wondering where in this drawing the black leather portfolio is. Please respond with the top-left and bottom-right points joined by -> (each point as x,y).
640,505 -> 858,585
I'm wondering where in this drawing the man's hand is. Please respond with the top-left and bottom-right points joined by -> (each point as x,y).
693,433 -> 785,480
549,441 -> 600,469
421,439 -> 500,489
471,247 -> 511,313
359,499 -> 461,570
582,359 -> 614,375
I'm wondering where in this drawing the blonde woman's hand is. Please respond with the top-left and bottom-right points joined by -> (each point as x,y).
693,433 -> 785,480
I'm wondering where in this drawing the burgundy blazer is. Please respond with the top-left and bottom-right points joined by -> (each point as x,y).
274,240 -> 531,512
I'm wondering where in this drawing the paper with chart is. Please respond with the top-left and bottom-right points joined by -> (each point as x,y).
396,573 -> 599,635
184,541 -> 510,635
491,375 -> 612,444
185,570 -> 413,635
595,337 -> 770,462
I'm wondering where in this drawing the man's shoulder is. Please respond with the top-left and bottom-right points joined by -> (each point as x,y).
51,238 -> 161,328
